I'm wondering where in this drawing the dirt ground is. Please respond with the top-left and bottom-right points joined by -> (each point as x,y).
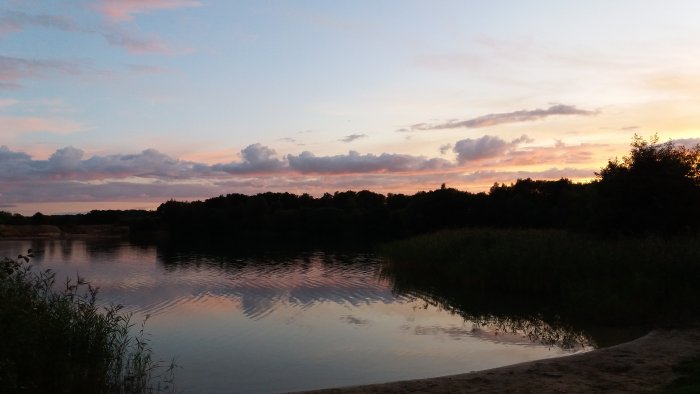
302,328 -> 700,393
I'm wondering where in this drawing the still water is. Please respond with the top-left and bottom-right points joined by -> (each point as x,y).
0,239 -> 585,393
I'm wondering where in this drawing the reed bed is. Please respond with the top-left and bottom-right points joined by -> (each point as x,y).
0,250 -> 175,394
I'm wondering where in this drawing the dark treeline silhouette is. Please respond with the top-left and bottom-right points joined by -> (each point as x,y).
2,135 -> 699,241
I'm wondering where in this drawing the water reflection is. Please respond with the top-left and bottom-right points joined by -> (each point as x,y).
0,239 -> 588,393
380,258 -> 625,350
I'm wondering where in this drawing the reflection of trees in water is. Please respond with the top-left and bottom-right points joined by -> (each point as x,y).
382,267 -> 594,350
151,245 -> 400,318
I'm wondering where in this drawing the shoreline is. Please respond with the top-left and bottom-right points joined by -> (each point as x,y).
0,224 -> 129,239
303,328 -> 700,393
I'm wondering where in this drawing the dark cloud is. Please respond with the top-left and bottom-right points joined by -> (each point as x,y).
212,144 -> 285,174
671,138 -> 700,148
0,145 -> 31,161
454,136 -> 510,162
439,143 -> 452,155
0,145 -> 199,181
0,180 -> 219,204
287,151 -> 452,174
410,104 -> 598,131
453,135 -> 531,163
339,133 -> 367,143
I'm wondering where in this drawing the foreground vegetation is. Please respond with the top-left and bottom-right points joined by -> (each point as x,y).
0,251 -> 175,394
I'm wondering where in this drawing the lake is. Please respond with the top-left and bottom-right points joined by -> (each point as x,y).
0,238 -> 587,393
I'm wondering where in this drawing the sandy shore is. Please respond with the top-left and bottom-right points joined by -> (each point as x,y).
302,328 -> 700,393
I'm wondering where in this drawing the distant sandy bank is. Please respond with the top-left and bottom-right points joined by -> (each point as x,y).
302,328 -> 700,393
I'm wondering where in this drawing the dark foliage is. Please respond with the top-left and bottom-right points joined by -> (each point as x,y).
595,134 -> 700,233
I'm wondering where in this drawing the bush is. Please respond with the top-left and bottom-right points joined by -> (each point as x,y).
0,251 -> 175,394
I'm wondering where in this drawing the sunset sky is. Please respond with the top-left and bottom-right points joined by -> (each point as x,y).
2,1 -> 700,215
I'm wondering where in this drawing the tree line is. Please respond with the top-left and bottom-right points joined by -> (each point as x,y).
2,136 -> 699,241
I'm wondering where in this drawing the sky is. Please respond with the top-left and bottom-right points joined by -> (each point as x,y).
2,0 -> 700,215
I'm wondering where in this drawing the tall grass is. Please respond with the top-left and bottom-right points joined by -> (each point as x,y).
0,250 -> 176,394
380,229 -> 700,346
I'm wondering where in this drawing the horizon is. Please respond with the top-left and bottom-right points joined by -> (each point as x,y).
3,177 -> 577,216
3,1 -> 700,215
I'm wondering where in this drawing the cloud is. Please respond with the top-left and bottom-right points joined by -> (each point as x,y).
0,116 -> 84,135
212,144 -> 285,174
511,135 -> 534,144
0,10 -> 181,55
95,0 -> 202,22
0,55 -> 82,89
0,179 -> 219,204
287,151 -> 452,174
102,29 -> 173,54
453,134 -> 531,163
459,168 -> 596,184
125,64 -> 170,74
0,145 -> 199,181
339,133 -> 367,143
0,11 -> 80,36
439,144 -> 452,155
410,105 -> 598,131
671,138 -> 700,148
48,146 -> 84,171
0,145 -> 31,161
502,144 -> 601,166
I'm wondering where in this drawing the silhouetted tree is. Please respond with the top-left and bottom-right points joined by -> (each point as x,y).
595,134 -> 700,233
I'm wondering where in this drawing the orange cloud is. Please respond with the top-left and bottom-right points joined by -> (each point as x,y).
95,0 -> 202,22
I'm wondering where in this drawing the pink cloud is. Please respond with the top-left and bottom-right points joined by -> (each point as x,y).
95,0 -> 202,22
0,116 -> 83,135
501,144 -> 603,166
102,29 -> 173,54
